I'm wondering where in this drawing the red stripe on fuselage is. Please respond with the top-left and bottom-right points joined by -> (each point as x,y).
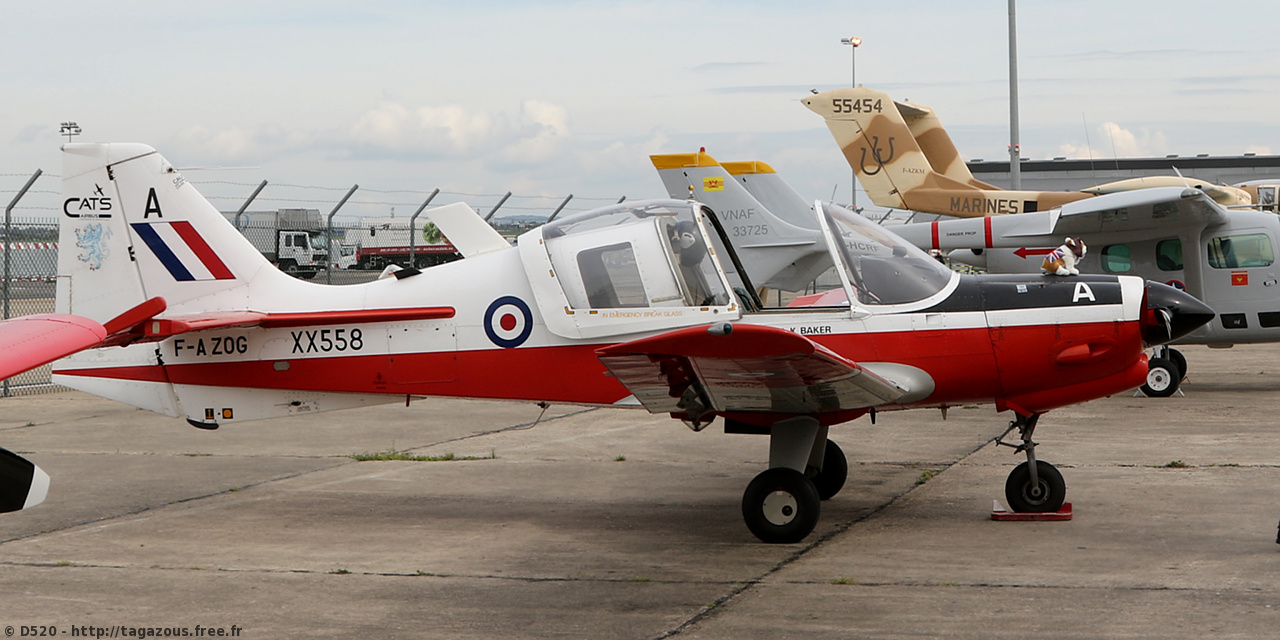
931,221 -> 940,251
56,319 -> 1146,415
984,216 -> 993,249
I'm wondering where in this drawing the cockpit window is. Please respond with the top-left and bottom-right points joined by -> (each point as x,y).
576,243 -> 647,308
543,202 -> 730,309
819,202 -> 954,306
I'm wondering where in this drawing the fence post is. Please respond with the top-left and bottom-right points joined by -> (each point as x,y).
3,169 -> 42,397
233,180 -> 268,230
326,185 -> 358,284
409,188 -> 440,268
545,194 -> 573,223
483,192 -> 513,222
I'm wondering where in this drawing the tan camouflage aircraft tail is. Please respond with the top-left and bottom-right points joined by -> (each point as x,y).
804,86 -> 1255,216
895,98 -> 999,191
803,87 -> 1094,217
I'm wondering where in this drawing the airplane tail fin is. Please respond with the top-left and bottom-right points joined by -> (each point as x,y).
58,143 -> 276,323
54,143 -> 291,418
650,151 -> 831,291
720,160 -> 820,231
802,88 -> 981,211
896,98 -> 999,190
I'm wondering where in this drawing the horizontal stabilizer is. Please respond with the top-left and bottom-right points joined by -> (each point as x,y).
0,314 -> 107,380
86,295 -> 455,342
0,448 -> 50,513
596,323 -> 909,416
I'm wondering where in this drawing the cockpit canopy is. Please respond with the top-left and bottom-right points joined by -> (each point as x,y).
818,202 -> 955,308
517,198 -> 958,340
519,200 -> 738,339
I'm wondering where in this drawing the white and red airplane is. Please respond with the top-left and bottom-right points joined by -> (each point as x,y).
0,143 -> 1213,543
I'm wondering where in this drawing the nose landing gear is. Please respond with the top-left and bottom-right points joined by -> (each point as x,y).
995,414 -> 1067,513
1141,346 -> 1187,398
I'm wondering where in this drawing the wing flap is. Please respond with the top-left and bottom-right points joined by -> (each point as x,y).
0,314 -> 107,380
597,323 -> 909,416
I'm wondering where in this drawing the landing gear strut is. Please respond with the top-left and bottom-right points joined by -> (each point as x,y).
740,417 -> 849,543
995,414 -> 1066,513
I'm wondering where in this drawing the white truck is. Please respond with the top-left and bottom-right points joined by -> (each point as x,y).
223,208 -> 330,279
343,217 -> 461,269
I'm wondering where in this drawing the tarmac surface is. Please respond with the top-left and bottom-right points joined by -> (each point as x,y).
1,344 -> 1278,638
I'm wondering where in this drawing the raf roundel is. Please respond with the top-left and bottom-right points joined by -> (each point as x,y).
484,296 -> 533,348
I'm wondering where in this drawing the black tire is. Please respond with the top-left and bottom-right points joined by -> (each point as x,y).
811,440 -> 848,501
1168,349 -> 1188,379
1141,357 -> 1180,397
1004,460 -> 1066,513
742,468 -> 821,544
281,261 -> 300,277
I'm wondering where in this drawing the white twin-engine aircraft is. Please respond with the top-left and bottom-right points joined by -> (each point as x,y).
0,143 -> 1212,543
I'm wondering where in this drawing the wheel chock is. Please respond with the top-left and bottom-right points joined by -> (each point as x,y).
991,500 -> 1073,521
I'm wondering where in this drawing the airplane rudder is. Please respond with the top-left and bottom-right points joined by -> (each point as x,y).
57,144 -> 150,321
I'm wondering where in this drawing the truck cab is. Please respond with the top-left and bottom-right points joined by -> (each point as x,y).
277,230 -> 329,279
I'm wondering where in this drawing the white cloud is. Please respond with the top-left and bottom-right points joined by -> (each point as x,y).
344,99 -> 572,164
498,100 -> 570,164
173,125 -> 262,161
1058,122 -> 1169,159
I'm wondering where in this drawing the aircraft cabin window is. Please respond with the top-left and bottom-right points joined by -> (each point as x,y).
576,243 -> 648,308
1209,233 -> 1275,269
540,202 -> 731,311
1155,239 -> 1183,272
1100,244 -> 1131,273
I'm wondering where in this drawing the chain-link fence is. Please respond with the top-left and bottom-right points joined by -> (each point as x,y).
1,219 -> 59,396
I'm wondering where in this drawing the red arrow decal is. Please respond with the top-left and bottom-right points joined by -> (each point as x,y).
1014,247 -> 1055,259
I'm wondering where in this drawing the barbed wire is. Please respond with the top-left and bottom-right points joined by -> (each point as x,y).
5,171 -> 631,216
189,180 -> 625,202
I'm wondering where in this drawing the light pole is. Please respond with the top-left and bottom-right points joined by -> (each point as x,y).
1008,0 -> 1021,189
841,36 -> 861,208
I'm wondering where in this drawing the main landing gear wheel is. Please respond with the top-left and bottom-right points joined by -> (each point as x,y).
810,440 -> 848,501
1004,460 -> 1066,513
742,468 -> 821,544
1141,357 -> 1180,398
1168,348 -> 1187,379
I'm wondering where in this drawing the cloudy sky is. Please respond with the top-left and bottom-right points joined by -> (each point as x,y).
4,0 -> 1280,220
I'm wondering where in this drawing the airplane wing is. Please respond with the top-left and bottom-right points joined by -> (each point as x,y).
0,314 -> 107,380
1055,186 -> 1228,234
596,323 -> 910,417
895,186 -> 1229,252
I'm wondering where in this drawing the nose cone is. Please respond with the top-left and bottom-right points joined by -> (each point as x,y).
1143,281 -> 1215,346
